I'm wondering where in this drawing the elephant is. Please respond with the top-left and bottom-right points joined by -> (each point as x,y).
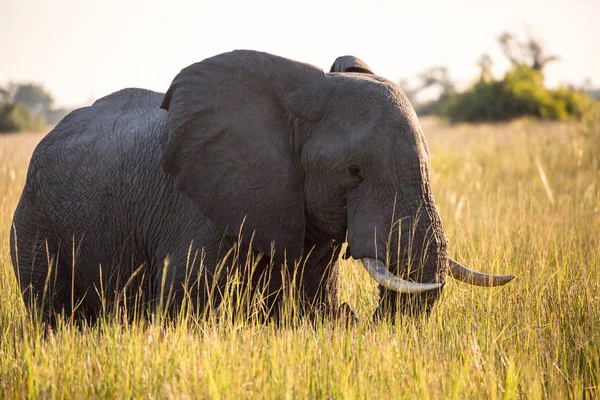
10,50 -> 514,325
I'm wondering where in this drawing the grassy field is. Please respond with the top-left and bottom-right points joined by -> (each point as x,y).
0,117 -> 598,398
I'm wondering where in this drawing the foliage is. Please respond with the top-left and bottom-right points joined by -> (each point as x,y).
13,83 -> 54,115
0,118 -> 599,397
405,66 -> 456,116
497,31 -> 560,71
0,87 -> 10,103
0,102 -> 46,133
414,93 -> 452,116
443,65 -> 597,123
409,31 -> 598,123
0,83 -> 69,132
588,89 -> 600,101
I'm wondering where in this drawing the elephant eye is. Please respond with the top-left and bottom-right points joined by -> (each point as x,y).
347,165 -> 363,183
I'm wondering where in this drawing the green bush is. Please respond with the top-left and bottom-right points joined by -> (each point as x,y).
443,65 -> 597,122
0,102 -> 46,133
552,86 -> 596,118
443,81 -> 504,122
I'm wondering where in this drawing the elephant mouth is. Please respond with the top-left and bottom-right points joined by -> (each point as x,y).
304,212 -> 347,245
359,257 -> 515,293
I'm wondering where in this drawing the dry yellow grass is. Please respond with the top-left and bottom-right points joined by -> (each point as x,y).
0,117 -> 598,398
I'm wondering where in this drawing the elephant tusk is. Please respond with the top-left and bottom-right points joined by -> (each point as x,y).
361,258 -> 442,293
448,258 -> 515,287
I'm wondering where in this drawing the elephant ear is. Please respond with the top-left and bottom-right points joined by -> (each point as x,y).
161,50 -> 323,261
329,56 -> 374,74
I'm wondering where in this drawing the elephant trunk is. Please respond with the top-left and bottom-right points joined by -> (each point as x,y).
347,193 -> 448,295
347,178 -> 516,302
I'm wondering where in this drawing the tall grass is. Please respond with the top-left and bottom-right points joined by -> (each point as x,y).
0,117 -> 598,398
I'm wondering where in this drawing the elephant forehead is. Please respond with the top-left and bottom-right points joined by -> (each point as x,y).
323,79 -> 423,141
340,113 -> 426,165
303,74 -> 428,166
324,73 -> 409,110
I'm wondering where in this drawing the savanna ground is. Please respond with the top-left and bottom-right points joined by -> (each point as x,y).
0,116 -> 598,398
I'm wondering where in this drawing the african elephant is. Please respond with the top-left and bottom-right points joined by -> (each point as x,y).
10,50 -> 514,325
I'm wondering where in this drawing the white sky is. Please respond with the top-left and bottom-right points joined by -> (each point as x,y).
1,0 -> 598,107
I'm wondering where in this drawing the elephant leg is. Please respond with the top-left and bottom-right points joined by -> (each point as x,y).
10,225 -> 70,327
154,251 -> 216,319
301,261 -> 359,323
298,242 -> 354,320
301,260 -> 339,315
153,236 -> 255,320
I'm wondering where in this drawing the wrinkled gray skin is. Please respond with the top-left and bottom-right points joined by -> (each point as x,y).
11,50 -> 447,324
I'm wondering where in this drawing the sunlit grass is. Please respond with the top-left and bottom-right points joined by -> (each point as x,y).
0,117 -> 598,398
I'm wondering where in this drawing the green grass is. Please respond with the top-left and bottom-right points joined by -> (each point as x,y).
1,117 -> 599,398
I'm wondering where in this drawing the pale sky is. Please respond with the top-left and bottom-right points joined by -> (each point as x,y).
1,0 -> 598,107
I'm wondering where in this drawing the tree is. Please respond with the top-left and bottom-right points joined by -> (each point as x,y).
0,87 -> 10,103
477,54 -> 494,83
497,31 -> 559,72
0,102 -> 46,133
417,66 -> 455,95
13,83 -> 54,115
0,83 -> 71,131
443,64 -> 595,123
406,66 -> 456,116
0,83 -> 58,132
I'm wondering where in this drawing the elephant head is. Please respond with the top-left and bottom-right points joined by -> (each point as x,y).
160,50 -> 514,314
